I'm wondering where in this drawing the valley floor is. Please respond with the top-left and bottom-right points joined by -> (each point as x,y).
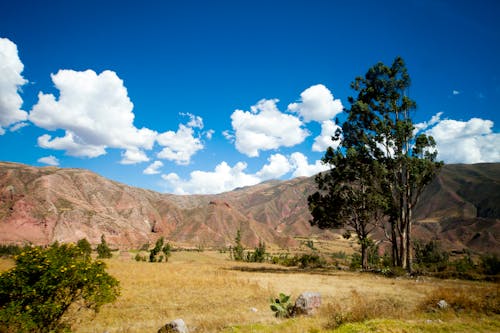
1,251 -> 499,332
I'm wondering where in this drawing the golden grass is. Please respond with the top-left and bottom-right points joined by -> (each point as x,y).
0,257 -> 14,271
2,251 -> 498,332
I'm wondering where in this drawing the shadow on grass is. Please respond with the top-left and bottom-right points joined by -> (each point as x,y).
227,265 -> 341,276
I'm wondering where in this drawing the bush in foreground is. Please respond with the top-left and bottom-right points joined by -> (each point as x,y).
0,242 -> 120,332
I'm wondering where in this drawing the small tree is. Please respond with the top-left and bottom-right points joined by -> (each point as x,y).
149,237 -> 171,263
247,239 -> 267,263
161,241 -> 172,261
96,234 -> 112,259
76,238 -> 92,258
0,243 -> 120,332
231,229 -> 245,261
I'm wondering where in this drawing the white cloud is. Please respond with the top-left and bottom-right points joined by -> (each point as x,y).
423,114 -> 500,163
290,152 -> 329,177
29,69 -> 157,161
161,151 -> 330,194
288,84 -> 343,123
162,161 -> 261,194
222,130 -> 234,142
256,153 -> 292,180
156,124 -> 203,165
37,155 -> 59,166
9,122 -> 28,132
37,132 -> 106,157
0,38 -> 28,134
143,160 -> 164,175
205,129 -> 215,140
452,90 -> 460,95
414,111 -> 443,134
312,120 -> 341,152
120,149 -> 149,164
182,112 -> 204,129
230,99 -> 308,157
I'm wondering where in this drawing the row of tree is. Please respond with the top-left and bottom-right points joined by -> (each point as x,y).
308,57 -> 442,272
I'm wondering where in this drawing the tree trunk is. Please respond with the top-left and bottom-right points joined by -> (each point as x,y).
361,240 -> 368,270
391,219 -> 398,267
406,202 -> 413,273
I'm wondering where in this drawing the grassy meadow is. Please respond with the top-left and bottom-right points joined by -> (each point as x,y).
1,250 -> 499,332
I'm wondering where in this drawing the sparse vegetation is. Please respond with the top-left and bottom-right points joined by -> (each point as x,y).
1,249 -> 498,332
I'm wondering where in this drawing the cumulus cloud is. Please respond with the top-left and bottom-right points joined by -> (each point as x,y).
156,124 -> 204,165
290,152 -> 329,177
422,113 -> 500,163
37,155 -> 59,166
0,38 -> 28,134
312,120 -> 341,152
143,160 -> 164,175
37,132 -> 106,157
29,69 -> 156,161
288,84 -> 343,123
452,90 -> 460,95
230,99 -> 308,157
161,152 -> 330,194
120,149 -> 149,164
162,161 -> 261,194
256,153 -> 292,180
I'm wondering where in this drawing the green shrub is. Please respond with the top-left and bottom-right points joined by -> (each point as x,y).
0,243 -> 120,332
0,244 -> 21,257
413,239 -> 449,272
298,253 -> 324,269
134,253 -> 147,262
270,293 -> 295,318
481,254 -> 500,275
246,240 -> 267,263
96,235 -> 112,259
230,229 -> 245,261
76,238 -> 92,258
149,237 -> 171,263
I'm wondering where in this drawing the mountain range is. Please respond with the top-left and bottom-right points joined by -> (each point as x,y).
0,162 -> 498,254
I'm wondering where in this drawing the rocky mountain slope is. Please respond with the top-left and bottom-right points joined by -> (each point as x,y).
0,162 -> 498,254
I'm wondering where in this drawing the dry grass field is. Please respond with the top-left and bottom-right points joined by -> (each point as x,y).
1,251 -> 499,332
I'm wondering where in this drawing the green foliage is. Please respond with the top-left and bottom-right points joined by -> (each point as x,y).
309,56 -> 442,272
245,240 -> 267,263
480,254 -> 500,275
269,293 -> 295,318
297,253 -> 325,269
0,244 -> 21,257
231,229 -> 245,261
96,234 -> 112,259
134,253 -> 147,262
413,240 -> 449,272
149,237 -> 171,263
76,238 -> 92,258
0,243 -> 120,332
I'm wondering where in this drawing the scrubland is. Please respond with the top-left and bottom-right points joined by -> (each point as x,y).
4,250 -> 487,333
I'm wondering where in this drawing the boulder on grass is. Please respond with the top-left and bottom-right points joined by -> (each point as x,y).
294,292 -> 321,316
158,319 -> 189,333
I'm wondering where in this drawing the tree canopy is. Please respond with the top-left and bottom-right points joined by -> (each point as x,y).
308,56 -> 442,271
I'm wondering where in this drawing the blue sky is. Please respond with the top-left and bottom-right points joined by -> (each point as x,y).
1,0 -> 499,194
